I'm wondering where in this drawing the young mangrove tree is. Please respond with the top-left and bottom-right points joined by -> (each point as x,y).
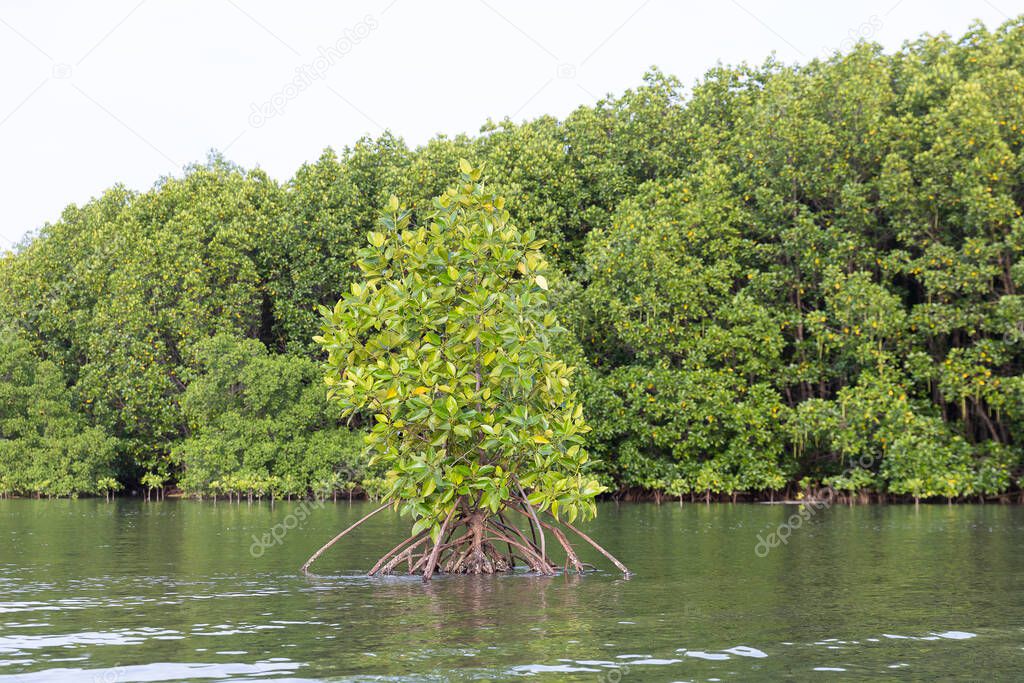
302,161 -> 628,579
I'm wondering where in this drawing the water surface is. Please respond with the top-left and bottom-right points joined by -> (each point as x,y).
1,499 -> 1021,680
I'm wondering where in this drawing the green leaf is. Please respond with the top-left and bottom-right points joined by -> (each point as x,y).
421,478 -> 437,497
412,518 -> 431,536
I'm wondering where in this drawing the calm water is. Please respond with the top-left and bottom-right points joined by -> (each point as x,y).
1,499 -> 1022,681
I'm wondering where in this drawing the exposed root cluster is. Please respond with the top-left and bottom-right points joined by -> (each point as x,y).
301,494 -> 629,581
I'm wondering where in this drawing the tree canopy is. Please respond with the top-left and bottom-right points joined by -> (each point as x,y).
1,17 -> 1023,503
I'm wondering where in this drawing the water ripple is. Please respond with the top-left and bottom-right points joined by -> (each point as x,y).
0,660 -> 302,682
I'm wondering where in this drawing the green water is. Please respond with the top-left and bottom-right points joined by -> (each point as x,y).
1,499 -> 1022,681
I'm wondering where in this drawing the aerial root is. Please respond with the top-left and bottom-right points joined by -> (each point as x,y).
505,503 -> 631,576
367,530 -> 429,576
300,493 -> 630,579
561,518 -> 631,576
301,502 -> 389,574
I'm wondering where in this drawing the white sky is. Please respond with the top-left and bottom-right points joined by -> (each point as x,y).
0,0 -> 1019,249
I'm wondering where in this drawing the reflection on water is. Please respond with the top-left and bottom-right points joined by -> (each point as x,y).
0,499 -> 1022,681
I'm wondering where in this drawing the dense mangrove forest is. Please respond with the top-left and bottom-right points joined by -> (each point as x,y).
2,18 -> 1023,503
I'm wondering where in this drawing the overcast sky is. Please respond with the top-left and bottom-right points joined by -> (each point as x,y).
0,0 -> 1019,249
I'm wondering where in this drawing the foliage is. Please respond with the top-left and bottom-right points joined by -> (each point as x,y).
577,169 -> 791,494
173,334 -> 371,499
0,328 -> 117,497
2,18 -> 1024,502
315,163 -> 602,539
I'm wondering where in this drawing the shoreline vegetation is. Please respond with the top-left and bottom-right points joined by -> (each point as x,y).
3,487 -> 1022,505
2,18 -> 1024,506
